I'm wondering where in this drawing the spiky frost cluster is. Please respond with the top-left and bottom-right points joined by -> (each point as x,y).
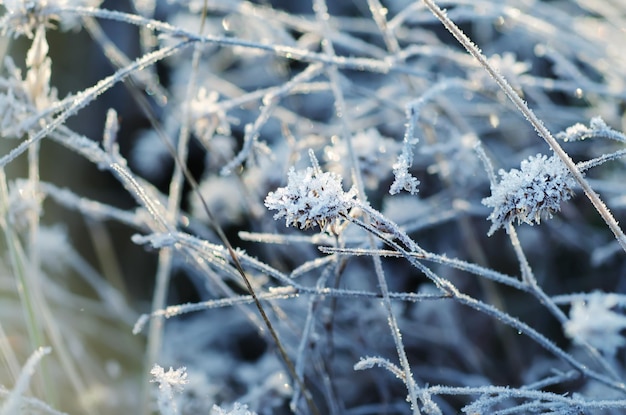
265,154 -> 357,233
482,154 -> 575,235
150,365 -> 189,415
564,293 -> 626,356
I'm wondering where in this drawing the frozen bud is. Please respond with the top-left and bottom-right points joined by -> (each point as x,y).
482,153 -> 575,235
265,151 -> 356,234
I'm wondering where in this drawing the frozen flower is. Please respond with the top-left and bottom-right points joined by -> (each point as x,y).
265,150 -> 357,233
564,292 -> 626,356
482,153 -> 575,235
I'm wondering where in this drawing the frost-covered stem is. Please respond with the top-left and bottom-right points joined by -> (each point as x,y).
474,141 -> 497,186
313,0 -> 420,411
508,223 -> 623,381
507,226 -> 566,320
507,225 -> 571,325
346,213 -> 626,394
367,0 -> 401,55
338,211 -> 424,412
355,201 -> 426,255
54,7 -> 394,73
0,40 -> 191,169
142,249 -> 174,415
421,0 -> 626,253
0,347 -> 51,415
0,170 -> 46,393
81,16 -> 168,105
291,265 -> 335,412
505,225 -> 535,286
415,265 -> 626,394
221,63 -> 325,175
141,32 -> 205,415
24,138 -> 55,405
1,170 -> 90,413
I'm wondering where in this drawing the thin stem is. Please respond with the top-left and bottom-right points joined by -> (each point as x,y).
314,0 -> 420,411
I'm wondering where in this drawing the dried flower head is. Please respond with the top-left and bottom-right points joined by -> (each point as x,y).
482,153 -> 575,235
265,150 -> 356,233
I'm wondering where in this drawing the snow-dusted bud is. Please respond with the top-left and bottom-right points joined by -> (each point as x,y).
482,153 -> 575,235
265,150 -> 356,234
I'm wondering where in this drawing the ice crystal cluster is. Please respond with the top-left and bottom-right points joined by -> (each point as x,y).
265,153 -> 357,233
483,154 -> 576,235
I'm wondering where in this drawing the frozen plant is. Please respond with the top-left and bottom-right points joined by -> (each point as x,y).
265,150 -> 357,234
5,0 -> 626,414
482,153 -> 576,236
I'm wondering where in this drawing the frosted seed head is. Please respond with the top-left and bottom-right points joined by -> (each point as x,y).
265,153 -> 357,234
482,153 -> 575,235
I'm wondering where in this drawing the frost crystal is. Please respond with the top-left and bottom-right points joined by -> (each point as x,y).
265,151 -> 357,233
389,156 -> 420,195
150,364 -> 189,415
482,154 -> 575,235
150,365 -> 189,393
556,116 -> 626,143
564,293 -> 626,356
